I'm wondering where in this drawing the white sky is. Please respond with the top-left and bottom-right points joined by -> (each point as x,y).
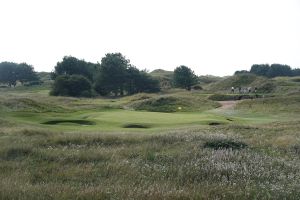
0,0 -> 299,76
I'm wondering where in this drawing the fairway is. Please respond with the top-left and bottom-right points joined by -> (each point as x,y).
3,101 -> 280,132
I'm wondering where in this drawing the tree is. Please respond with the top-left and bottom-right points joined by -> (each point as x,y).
125,67 -> 160,94
0,62 -> 18,87
17,63 -> 39,85
50,75 -> 92,97
53,56 -> 98,81
250,64 -> 270,76
0,62 -> 39,87
95,53 -> 129,96
267,64 -> 292,77
173,65 -> 198,90
234,70 -> 250,75
292,68 -> 300,76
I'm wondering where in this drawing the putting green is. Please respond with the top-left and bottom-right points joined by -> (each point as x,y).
3,107 -> 279,132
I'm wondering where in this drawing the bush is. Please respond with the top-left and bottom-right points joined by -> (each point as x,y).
204,139 -> 247,150
257,82 -> 276,93
192,85 -> 203,90
208,94 -> 260,101
50,75 -> 92,97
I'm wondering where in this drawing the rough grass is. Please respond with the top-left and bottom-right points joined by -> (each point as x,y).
208,94 -> 261,101
127,93 -> 219,112
1,85 -> 300,199
204,138 -> 247,150
0,125 -> 300,199
206,74 -> 268,92
236,95 -> 300,114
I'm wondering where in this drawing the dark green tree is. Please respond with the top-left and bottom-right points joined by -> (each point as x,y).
0,62 -> 18,87
17,63 -> 39,85
292,68 -> 300,76
267,64 -> 292,77
234,70 -> 250,75
53,56 -> 98,81
250,64 -> 270,76
95,53 -> 129,96
126,67 -> 160,94
173,65 -> 198,90
50,75 -> 92,97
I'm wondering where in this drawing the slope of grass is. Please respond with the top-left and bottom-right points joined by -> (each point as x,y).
206,74 -> 268,92
235,95 -> 300,114
126,92 -> 219,112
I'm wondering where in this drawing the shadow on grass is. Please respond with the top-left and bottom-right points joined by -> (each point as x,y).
41,119 -> 96,125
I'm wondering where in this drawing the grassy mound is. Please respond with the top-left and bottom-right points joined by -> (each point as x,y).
150,69 -> 174,89
127,94 -> 219,112
42,120 -> 96,125
235,95 -> 300,113
0,97 -> 66,112
206,74 -> 271,92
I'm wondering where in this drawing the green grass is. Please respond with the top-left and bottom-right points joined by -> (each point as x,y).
1,86 -> 300,199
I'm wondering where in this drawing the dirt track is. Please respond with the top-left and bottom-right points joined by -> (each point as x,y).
217,100 -> 239,110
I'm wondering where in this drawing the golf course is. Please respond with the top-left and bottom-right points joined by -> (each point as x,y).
0,73 -> 300,199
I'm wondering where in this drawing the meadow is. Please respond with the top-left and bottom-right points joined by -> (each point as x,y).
0,77 -> 300,199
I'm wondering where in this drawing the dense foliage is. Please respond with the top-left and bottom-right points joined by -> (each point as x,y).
0,62 -> 39,87
52,56 -> 99,81
173,65 -> 198,90
235,64 -> 300,78
50,75 -> 92,97
94,53 -> 160,96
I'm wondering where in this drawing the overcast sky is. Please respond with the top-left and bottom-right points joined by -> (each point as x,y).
0,0 -> 299,76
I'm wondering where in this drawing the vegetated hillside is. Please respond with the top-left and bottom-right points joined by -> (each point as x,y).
271,76 -> 300,95
205,74 -> 269,92
125,92 -> 220,112
198,75 -> 224,85
236,95 -> 300,114
150,69 -> 174,89
206,74 -> 300,95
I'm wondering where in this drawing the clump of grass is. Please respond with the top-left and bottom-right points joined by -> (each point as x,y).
20,129 -> 51,137
204,138 -> 247,150
208,94 -> 260,101
42,134 -> 141,148
1,147 -> 32,160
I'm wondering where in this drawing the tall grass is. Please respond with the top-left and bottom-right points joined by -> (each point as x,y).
0,124 -> 299,199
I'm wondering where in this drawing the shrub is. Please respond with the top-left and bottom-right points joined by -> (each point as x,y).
50,75 -> 92,97
192,85 -> 203,90
257,82 -> 276,93
204,139 -> 247,150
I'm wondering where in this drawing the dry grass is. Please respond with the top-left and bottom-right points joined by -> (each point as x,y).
0,124 -> 300,199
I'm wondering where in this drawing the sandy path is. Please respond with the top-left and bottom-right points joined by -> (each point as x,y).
217,100 -> 239,110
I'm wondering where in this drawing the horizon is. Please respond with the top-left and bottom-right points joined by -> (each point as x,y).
0,0 -> 299,76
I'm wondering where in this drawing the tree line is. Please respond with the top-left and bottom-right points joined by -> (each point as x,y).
50,53 -> 161,97
235,64 -> 300,77
50,53 -> 199,97
0,53 -> 199,97
0,62 -> 39,87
